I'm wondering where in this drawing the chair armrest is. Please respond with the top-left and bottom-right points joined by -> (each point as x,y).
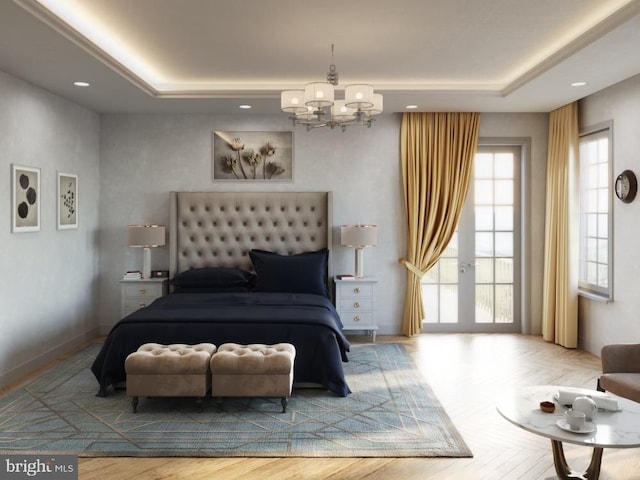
601,343 -> 640,374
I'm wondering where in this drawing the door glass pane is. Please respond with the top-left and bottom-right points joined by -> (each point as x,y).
422,284 -> 438,323
475,180 -> 494,204
495,232 -> 513,257
476,258 -> 493,283
476,206 -> 494,230
475,285 -> 493,323
494,180 -> 513,205
476,232 -> 494,257
495,258 -> 513,283
495,285 -> 513,323
495,206 -> 513,231
439,258 -> 459,283
440,285 -> 458,323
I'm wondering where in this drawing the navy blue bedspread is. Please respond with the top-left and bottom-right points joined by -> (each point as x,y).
91,292 -> 351,397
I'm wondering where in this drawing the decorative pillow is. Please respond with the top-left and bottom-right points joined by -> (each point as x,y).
169,267 -> 254,290
249,249 -> 329,297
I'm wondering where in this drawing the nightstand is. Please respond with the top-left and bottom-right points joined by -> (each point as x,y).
120,278 -> 168,318
334,277 -> 378,342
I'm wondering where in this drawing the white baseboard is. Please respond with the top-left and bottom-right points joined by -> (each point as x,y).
0,328 -> 99,390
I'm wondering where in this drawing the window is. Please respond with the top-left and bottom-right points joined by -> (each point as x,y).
578,123 -> 612,300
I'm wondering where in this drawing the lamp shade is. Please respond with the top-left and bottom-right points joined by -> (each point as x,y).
128,225 -> 166,247
281,90 -> 307,113
345,84 -> 374,109
341,224 -> 377,248
305,82 -> 334,107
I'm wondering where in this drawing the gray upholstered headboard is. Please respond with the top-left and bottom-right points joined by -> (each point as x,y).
169,191 -> 332,278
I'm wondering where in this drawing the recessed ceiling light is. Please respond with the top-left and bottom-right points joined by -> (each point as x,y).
405,105 -> 418,110
571,81 -> 587,87
73,81 -> 90,87
239,104 -> 252,109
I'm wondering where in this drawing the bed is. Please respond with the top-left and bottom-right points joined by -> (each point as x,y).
91,191 -> 351,397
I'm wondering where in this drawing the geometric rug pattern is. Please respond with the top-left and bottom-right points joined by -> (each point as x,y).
0,343 -> 472,458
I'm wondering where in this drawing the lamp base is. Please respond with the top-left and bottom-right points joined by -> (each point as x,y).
355,248 -> 364,278
142,247 -> 151,279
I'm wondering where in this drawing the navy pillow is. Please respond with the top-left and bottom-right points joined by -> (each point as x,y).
249,249 -> 329,297
169,267 -> 254,290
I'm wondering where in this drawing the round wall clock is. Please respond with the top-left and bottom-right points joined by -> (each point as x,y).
615,169 -> 637,203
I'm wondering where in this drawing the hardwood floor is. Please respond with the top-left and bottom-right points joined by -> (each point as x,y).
6,334 -> 640,479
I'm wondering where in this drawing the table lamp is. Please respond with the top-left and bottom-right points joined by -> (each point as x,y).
340,224 -> 377,278
128,224 -> 166,279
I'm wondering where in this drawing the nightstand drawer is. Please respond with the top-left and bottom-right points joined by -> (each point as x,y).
341,312 -> 374,328
122,282 -> 163,298
337,283 -> 373,298
123,297 -> 157,312
339,297 -> 373,312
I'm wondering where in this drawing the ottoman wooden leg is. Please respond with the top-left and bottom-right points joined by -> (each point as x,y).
132,396 -> 139,413
281,397 -> 288,413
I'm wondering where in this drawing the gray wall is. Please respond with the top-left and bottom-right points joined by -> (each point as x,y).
578,73 -> 640,355
98,112 -> 550,336
0,72 -> 101,386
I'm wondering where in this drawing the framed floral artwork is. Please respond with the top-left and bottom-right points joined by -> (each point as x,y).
11,164 -> 40,233
212,131 -> 293,181
57,172 -> 78,230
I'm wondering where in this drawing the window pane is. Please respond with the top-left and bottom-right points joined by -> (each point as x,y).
495,180 -> 513,205
598,214 -> 608,238
475,154 -> 493,178
495,206 -> 513,231
475,180 -> 493,204
423,263 -> 439,284
494,154 -> 514,178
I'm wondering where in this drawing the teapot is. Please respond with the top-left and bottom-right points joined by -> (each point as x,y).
573,396 -> 598,421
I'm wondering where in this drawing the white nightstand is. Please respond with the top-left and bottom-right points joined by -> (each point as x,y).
334,277 -> 378,342
120,278 -> 168,318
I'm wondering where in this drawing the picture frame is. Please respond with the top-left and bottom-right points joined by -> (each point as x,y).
57,172 -> 78,230
11,164 -> 40,233
212,130 -> 293,181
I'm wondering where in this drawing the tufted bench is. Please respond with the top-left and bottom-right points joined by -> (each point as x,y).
125,343 -> 217,413
210,343 -> 296,413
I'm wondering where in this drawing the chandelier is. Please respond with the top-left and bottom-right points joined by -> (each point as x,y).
280,45 -> 383,132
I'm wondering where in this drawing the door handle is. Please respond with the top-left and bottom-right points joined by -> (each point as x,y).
459,262 -> 477,273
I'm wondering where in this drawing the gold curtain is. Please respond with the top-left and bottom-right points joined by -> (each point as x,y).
542,102 -> 579,348
399,112 -> 480,336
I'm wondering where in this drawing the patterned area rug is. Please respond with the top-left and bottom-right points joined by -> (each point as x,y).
0,343 -> 471,458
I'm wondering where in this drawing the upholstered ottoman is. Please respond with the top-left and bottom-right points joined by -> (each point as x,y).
211,343 -> 296,413
125,343 -> 217,413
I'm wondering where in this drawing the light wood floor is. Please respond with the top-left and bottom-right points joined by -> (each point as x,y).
6,334 -> 640,479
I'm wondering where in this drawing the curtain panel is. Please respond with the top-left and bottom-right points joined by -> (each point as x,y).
542,102 -> 579,348
399,112 -> 480,336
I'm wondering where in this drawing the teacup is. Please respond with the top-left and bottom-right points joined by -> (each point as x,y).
565,409 -> 586,430
573,396 -> 598,421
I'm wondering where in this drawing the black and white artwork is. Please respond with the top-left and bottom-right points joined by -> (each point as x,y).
11,164 -> 40,233
57,172 -> 78,230
212,131 -> 293,181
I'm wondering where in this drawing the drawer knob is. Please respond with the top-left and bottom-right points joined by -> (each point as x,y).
353,316 -> 360,322
353,287 -> 360,294
139,302 -> 146,308
139,288 -> 147,294
353,302 -> 360,308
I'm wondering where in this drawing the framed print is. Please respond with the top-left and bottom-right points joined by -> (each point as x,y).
11,164 -> 40,233
212,130 -> 293,181
57,172 -> 78,230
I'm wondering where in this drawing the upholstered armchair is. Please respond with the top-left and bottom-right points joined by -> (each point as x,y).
597,343 -> 640,403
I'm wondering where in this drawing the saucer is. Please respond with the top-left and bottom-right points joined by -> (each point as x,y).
556,419 -> 596,434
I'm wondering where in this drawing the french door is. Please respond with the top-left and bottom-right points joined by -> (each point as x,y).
421,145 -> 522,332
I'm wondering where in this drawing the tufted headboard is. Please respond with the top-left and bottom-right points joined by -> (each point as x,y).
169,191 -> 333,278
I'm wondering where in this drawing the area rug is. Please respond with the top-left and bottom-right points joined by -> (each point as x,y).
0,343 -> 471,458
